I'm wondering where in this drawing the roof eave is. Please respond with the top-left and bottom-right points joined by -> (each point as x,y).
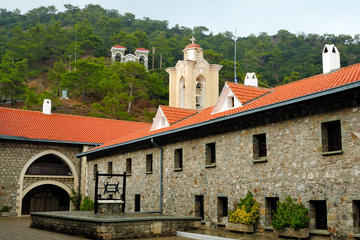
77,80 -> 360,158
0,135 -> 101,146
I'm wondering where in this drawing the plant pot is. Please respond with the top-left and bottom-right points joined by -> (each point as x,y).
274,227 -> 310,239
0,212 -> 10,217
226,223 -> 255,233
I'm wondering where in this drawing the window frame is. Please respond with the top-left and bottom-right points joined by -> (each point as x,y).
174,148 -> 183,171
321,120 -> 343,155
205,142 -> 216,167
253,133 -> 267,162
146,154 -> 153,174
126,158 -> 132,176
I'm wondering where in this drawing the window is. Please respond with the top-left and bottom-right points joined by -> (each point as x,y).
146,154 -> 153,174
107,162 -> 113,174
253,133 -> 267,160
174,148 -> 183,170
227,96 -> 235,108
265,197 -> 279,225
353,200 -> 360,233
205,142 -> 216,166
310,200 -> 327,230
126,158 -> 132,175
135,194 -> 141,212
195,195 -> 204,220
217,197 -> 228,222
93,164 -> 97,180
321,120 -> 342,153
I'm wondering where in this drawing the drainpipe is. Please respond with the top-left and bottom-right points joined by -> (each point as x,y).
151,138 -> 163,214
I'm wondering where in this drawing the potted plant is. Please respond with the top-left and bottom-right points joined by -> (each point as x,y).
271,196 -> 310,239
0,205 -> 11,217
227,191 -> 259,233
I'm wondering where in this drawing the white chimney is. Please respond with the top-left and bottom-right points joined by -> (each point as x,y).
43,99 -> 51,115
244,72 -> 258,87
322,44 -> 340,74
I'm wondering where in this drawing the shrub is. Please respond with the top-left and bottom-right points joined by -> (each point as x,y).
229,191 -> 259,225
0,206 -> 10,212
70,189 -> 81,210
80,196 -> 94,211
271,196 -> 310,230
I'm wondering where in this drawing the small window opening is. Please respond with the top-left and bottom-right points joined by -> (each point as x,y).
126,158 -> 132,175
195,195 -> 204,220
205,142 -> 216,166
217,197 -> 228,222
324,47 -> 328,53
135,194 -> 141,212
227,95 -> 235,108
253,133 -> 267,159
265,197 -> 279,225
146,154 -> 153,174
332,47 -> 336,53
353,200 -> 360,233
174,148 -> 183,170
115,53 -> 121,62
108,162 -> 112,174
321,120 -> 342,152
93,164 -> 97,180
310,200 -> 327,230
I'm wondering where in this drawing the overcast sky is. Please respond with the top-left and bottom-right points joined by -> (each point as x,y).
2,0 -> 360,37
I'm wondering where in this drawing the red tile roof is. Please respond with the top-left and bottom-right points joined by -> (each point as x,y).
86,63 -> 360,154
112,45 -> 126,49
227,82 -> 270,104
0,108 -> 150,144
185,43 -> 201,49
160,105 -> 198,125
136,48 -> 149,52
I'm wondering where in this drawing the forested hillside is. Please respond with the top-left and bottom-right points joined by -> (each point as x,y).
1,4 -> 360,121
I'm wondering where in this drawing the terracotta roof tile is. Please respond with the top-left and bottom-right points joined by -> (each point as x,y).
112,45 -> 126,49
160,105 -> 198,125
185,43 -> 201,49
88,63 -> 360,153
0,108 -> 150,144
227,82 -> 270,104
135,48 -> 149,52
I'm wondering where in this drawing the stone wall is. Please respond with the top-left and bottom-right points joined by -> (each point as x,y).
0,140 -> 81,215
86,105 -> 360,234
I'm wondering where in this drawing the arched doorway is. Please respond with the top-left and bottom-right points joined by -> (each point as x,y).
21,184 -> 70,214
115,53 -> 122,62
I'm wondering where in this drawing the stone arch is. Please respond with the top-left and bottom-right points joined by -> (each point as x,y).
195,75 -> 205,109
180,77 -> 185,108
115,53 -> 123,62
22,180 -> 72,199
125,54 -> 136,62
16,150 -> 78,216
21,181 -> 72,214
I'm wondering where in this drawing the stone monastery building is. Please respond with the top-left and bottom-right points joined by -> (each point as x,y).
1,40 -> 360,235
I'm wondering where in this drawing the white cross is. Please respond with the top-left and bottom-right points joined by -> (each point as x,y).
190,36 -> 196,44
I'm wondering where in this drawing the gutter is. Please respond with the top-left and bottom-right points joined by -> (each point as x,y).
0,135 -> 100,146
77,80 -> 360,158
150,138 -> 163,214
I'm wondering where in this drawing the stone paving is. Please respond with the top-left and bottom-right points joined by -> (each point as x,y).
0,216 -> 188,240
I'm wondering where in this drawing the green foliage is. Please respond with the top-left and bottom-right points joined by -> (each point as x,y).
80,196 -> 94,211
70,189 -> 81,210
271,196 -> 310,230
229,191 -> 259,225
0,205 -> 10,212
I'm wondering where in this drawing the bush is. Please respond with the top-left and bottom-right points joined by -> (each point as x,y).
271,196 -> 310,230
70,189 -> 81,210
229,191 -> 259,225
80,196 -> 94,211
0,206 -> 10,212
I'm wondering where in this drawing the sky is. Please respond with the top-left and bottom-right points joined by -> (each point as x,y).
2,0 -> 360,37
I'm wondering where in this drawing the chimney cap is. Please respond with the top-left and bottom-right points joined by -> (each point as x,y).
43,99 -> 51,115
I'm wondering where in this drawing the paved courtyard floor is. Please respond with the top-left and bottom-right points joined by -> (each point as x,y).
0,216 -> 188,240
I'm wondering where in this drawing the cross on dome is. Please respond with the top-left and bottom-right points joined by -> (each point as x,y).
190,36 -> 196,44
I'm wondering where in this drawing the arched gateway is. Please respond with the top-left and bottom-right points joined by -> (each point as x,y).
17,150 -> 78,215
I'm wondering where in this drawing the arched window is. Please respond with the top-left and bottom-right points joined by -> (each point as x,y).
25,154 -> 72,176
195,76 -> 205,109
139,56 -> 146,65
115,53 -> 122,62
180,78 -> 185,108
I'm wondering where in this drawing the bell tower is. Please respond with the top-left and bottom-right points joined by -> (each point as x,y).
166,37 -> 222,110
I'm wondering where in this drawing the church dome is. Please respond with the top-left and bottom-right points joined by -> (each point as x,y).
185,43 -> 202,49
